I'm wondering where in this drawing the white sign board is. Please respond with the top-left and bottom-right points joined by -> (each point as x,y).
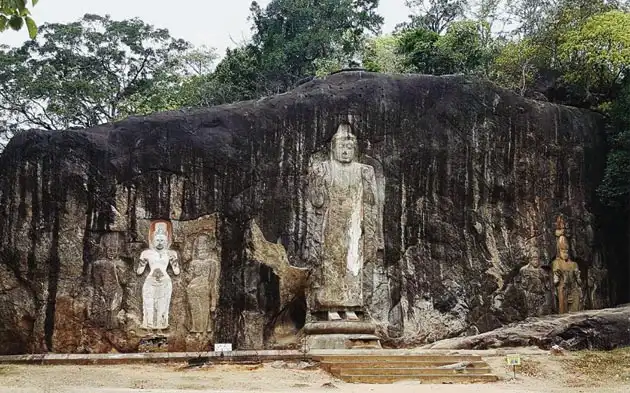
506,354 -> 521,366
214,343 -> 233,352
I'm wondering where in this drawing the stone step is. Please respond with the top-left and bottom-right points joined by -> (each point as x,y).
315,354 -> 498,384
332,367 -> 493,376
340,374 -> 499,384
313,355 -> 483,362
321,360 -> 490,369
0,351 -> 305,365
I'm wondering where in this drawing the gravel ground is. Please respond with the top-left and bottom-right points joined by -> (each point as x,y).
1,350 -> 629,393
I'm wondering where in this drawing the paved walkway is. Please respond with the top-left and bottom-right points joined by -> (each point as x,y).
0,348 -> 533,365
0,350 -> 306,365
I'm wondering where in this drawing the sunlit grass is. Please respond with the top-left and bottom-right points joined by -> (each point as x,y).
562,347 -> 630,383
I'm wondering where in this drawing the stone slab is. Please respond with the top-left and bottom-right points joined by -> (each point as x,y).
0,350 -> 306,365
341,374 -> 499,384
303,321 -> 376,335
306,334 -> 381,350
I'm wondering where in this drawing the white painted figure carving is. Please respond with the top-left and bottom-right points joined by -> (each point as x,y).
307,123 -> 379,317
186,233 -> 220,333
137,220 -> 180,330
92,233 -> 125,329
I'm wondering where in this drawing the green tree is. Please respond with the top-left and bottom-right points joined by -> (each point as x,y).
490,0 -> 626,104
0,0 -> 38,38
179,46 -> 262,107
180,0 -> 384,107
598,82 -> 630,206
436,20 -> 496,76
492,39 -> 538,95
505,0 -> 556,36
398,20 -> 497,75
401,0 -> 467,33
362,35 -> 409,73
249,0 -> 383,94
397,28 -> 444,74
181,45 -> 219,76
558,10 -> 630,106
0,14 -> 190,131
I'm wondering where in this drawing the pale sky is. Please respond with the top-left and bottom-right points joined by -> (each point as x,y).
0,0 -> 411,55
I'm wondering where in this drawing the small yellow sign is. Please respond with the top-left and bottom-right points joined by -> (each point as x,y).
506,354 -> 521,366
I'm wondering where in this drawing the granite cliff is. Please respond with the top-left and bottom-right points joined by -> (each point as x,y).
0,71 -> 618,354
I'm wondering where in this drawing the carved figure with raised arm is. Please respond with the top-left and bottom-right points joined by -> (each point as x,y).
551,216 -> 582,314
186,233 -> 220,334
137,220 -> 180,331
306,123 -> 380,321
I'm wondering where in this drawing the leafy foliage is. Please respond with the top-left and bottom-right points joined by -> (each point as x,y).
248,0 -> 383,94
181,46 -> 219,76
401,0 -> 468,33
598,82 -> 630,206
492,39 -> 538,95
558,10 -> 630,105
179,46 -> 262,107
0,14 -> 191,131
1,0 -> 630,213
362,35 -> 410,73
0,0 -> 38,38
488,0 -> 627,104
398,20 -> 497,75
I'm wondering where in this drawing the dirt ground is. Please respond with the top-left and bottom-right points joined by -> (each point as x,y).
1,348 -> 630,393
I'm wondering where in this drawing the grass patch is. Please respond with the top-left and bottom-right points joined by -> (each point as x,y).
0,365 -> 16,375
517,358 -> 547,378
563,347 -> 630,384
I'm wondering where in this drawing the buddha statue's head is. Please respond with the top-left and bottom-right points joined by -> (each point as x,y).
152,223 -> 169,251
193,234 -> 212,260
99,233 -> 119,260
331,124 -> 357,164
530,257 -> 541,268
557,236 -> 570,261
528,248 -> 541,268
105,243 -> 118,260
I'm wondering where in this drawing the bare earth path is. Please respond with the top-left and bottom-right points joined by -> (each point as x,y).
1,349 -> 629,393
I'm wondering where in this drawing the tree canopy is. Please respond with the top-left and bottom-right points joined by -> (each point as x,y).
0,0 -> 39,38
2,0 -> 630,214
0,14 -> 190,132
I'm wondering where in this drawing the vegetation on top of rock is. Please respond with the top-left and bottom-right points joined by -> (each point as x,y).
0,0 -> 38,39
1,0 -> 630,210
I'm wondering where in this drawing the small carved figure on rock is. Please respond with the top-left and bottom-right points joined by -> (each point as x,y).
588,250 -> 608,310
306,123 -> 380,321
186,233 -> 220,334
552,216 -> 582,314
516,252 -> 552,317
91,233 -> 126,329
137,220 -> 180,331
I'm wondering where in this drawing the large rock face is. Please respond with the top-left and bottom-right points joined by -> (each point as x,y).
423,305 -> 630,351
0,72 -> 611,354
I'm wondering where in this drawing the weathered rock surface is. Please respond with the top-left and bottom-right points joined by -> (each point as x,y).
0,72 -> 614,354
423,305 -> 630,350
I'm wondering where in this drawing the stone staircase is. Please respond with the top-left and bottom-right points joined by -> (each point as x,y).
313,354 -> 499,384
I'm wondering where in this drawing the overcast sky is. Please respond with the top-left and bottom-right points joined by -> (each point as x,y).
0,0 -> 411,54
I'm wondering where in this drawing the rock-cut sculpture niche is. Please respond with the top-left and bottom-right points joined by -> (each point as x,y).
552,216 -> 582,314
91,232 -> 126,329
516,250 -> 552,317
186,233 -> 220,335
588,251 -> 608,310
137,220 -> 180,331
306,123 -> 381,322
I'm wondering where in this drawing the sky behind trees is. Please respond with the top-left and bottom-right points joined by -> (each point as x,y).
0,0 -> 410,54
